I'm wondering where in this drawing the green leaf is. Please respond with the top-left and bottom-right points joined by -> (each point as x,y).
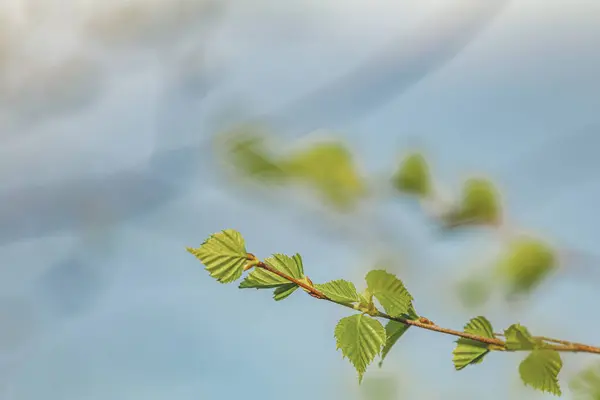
392,152 -> 431,197
504,324 -> 536,351
519,349 -> 562,396
335,314 -> 386,383
283,141 -> 366,211
452,316 -> 495,371
496,237 -> 557,296
273,283 -> 298,301
444,178 -> 501,227
268,253 -> 305,277
238,268 -> 289,289
239,253 -> 304,289
569,361 -> 600,400
314,279 -> 360,303
187,229 -> 248,283
219,125 -> 286,183
359,289 -> 373,306
239,253 -> 304,301
406,305 -> 419,320
379,320 -> 410,367
365,270 -> 414,317
357,289 -> 379,315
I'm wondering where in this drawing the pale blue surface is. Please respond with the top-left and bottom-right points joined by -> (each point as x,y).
1,1 -> 599,399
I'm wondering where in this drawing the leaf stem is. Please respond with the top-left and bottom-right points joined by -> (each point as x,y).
252,262 -> 600,354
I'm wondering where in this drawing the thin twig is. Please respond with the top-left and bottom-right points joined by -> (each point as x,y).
252,257 -> 600,355
495,333 -> 600,354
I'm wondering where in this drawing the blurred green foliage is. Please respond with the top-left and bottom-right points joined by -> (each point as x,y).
569,361 -> 600,399
442,178 -> 502,228
283,141 -> 366,211
392,152 -> 431,197
456,236 -> 557,307
217,125 -> 287,183
360,376 -> 397,400
455,275 -> 492,308
209,130 -> 596,398
217,125 -> 366,211
219,130 -> 566,304
495,237 -> 557,297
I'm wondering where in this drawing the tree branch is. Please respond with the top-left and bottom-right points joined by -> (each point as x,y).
251,256 -> 600,355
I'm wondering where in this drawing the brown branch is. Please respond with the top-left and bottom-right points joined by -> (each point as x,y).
253,260 -> 327,299
379,312 -> 505,347
544,344 -> 600,354
495,332 -> 600,355
250,258 -> 600,355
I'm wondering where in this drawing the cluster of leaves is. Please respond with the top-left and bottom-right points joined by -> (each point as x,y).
216,126 -> 365,211
392,152 -> 559,303
186,229 -> 598,397
452,318 -> 563,395
218,127 -> 561,305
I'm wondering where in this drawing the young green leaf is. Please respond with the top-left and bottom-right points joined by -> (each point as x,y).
239,253 -> 304,288
504,324 -> 536,351
314,279 -> 360,303
335,314 -> 386,383
392,152 -> 431,197
452,316 -> 495,371
187,229 -> 248,283
273,283 -> 298,301
496,237 -> 557,296
359,289 -> 373,306
357,289 -> 378,315
443,178 -> 501,228
569,361 -> 600,399
239,253 -> 305,300
379,320 -> 410,367
519,349 -> 563,396
365,270 -> 414,317
267,253 -> 305,277
238,268 -> 290,289
283,141 -> 366,211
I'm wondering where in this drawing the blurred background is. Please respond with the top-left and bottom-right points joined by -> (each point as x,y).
1,0 -> 599,398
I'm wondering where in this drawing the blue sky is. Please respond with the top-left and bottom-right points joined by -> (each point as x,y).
1,0 -> 599,399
